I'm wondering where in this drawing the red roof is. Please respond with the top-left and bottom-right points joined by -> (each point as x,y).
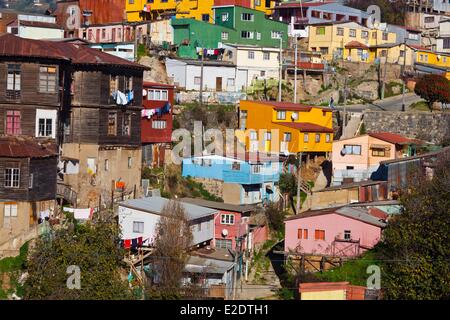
143,82 -> 175,89
345,41 -> 369,50
408,44 -> 430,51
253,101 -> 331,112
368,132 -> 415,145
368,208 -> 388,220
297,62 -> 324,70
0,137 -> 57,158
275,121 -> 334,133
0,33 -> 146,70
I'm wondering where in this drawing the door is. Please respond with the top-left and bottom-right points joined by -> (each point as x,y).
112,28 -> 116,42
216,77 -> 222,92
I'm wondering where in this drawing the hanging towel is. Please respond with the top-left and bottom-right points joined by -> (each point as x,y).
74,208 -> 91,220
131,238 -> 138,249
124,239 -> 131,249
138,237 -> 143,247
116,90 -> 127,105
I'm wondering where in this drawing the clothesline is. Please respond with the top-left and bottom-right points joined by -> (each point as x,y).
112,90 -> 134,106
141,102 -> 171,119
196,47 -> 225,57
120,237 -> 150,250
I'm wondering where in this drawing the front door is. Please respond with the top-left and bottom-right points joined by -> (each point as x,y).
216,77 -> 222,92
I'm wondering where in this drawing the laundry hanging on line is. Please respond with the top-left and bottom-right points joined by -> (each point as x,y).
141,102 -> 171,119
120,236 -> 146,249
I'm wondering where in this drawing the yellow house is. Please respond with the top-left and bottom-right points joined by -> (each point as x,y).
308,21 -> 397,63
237,100 -> 334,154
414,49 -> 450,80
126,0 -> 277,23
369,43 -> 417,66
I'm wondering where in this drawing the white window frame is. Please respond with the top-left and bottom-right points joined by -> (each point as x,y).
263,52 -> 270,60
4,203 -> 18,217
36,109 -> 57,139
276,110 -> 286,120
133,221 -> 144,233
147,89 -> 168,101
248,51 -> 255,59
152,120 -> 167,129
221,214 -> 235,225
221,32 -> 229,40
5,168 -> 20,188
221,13 -> 229,22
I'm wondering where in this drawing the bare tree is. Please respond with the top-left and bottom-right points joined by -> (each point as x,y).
147,200 -> 193,299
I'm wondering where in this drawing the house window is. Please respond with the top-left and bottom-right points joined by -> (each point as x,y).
381,49 -> 388,57
283,132 -> 291,142
297,228 -> 308,239
221,32 -> 229,40
202,14 -> 209,22
263,52 -> 270,60
38,118 -> 53,137
382,32 -> 388,41
194,77 -> 201,85
316,27 -> 325,35
276,111 -> 286,120
197,223 -> 202,232
4,203 -> 18,217
336,27 -> 344,36
104,159 -> 109,171
315,229 -> 325,240
227,78 -> 235,87
241,31 -> 254,39
221,13 -> 229,21
372,148 -> 386,157
29,173 -> 33,189
443,38 -> 450,49
260,70 -> 266,77
221,214 -> 235,225
344,230 -> 351,240
152,120 -> 166,129
250,131 -> 257,140
216,239 -> 232,249
5,168 -> 20,188
326,133 -> 331,142
315,133 -> 320,143
128,157 -> 132,168
361,30 -> 369,38
255,0 -> 261,5
264,132 -> 271,141
148,89 -> 169,101
271,31 -> 281,39
349,29 -> 356,37
256,32 -> 261,40
424,16 -> 434,23
344,144 -> 362,155
232,162 -> 240,171
7,64 -> 21,92
6,110 -> 21,135
372,31 -> 377,39
39,66 -> 57,93
110,75 -> 119,95
133,221 -> 144,233
303,133 -> 309,142
122,113 -> 131,136
400,50 -> 405,57
248,51 -> 255,59
241,13 -> 254,21
101,28 -> 106,39
108,112 -> 117,136
320,47 -> 329,55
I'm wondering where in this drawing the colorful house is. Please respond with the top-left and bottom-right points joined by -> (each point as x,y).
307,21 -> 399,63
171,5 -> 288,59
331,132 -> 421,186
181,154 -> 281,205
284,206 -> 386,257
299,282 -> 367,300
141,82 -> 175,167
414,48 -> 450,80
237,101 -> 334,154
126,0 -> 153,22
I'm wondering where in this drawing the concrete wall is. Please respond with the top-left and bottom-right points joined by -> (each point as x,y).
363,111 -> 450,144
309,188 -> 359,209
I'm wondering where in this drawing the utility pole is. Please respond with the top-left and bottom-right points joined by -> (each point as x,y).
232,237 -> 241,300
343,75 -> 348,129
294,37 -> 298,103
278,33 -> 283,102
401,38 -> 407,112
295,152 -> 302,214
380,27 -> 389,100
199,50 -> 204,106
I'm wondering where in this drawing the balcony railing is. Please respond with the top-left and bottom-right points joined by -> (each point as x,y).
223,170 -> 279,184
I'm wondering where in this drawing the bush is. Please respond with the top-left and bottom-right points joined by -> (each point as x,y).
414,74 -> 450,111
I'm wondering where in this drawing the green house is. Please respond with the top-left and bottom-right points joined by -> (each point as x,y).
171,6 -> 288,59
213,5 -> 288,49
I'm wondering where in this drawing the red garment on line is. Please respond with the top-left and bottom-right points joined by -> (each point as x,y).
124,239 -> 131,249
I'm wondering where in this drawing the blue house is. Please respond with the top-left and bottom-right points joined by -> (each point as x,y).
182,155 -> 281,205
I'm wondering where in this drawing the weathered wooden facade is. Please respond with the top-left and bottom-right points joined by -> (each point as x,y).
0,34 -> 146,239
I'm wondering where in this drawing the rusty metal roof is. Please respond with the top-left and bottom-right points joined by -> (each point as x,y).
0,34 -> 147,70
274,121 -> 334,133
0,136 -> 57,158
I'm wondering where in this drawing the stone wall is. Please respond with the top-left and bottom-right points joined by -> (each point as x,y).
363,111 -> 450,144
192,177 -> 224,199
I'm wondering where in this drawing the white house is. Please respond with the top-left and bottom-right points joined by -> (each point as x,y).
150,19 -> 174,45
165,58 -> 238,92
89,42 -> 135,62
7,14 -> 64,40
222,44 -> 281,91
118,196 -> 216,247
437,19 -> 450,53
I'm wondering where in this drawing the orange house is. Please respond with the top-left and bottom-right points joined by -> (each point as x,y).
237,101 -> 334,155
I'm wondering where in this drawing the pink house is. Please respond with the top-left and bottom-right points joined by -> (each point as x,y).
284,206 -> 386,257
180,198 -> 267,251
78,22 -> 149,43
332,132 -> 420,186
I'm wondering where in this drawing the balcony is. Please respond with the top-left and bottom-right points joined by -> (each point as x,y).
223,169 -> 279,185
56,182 -> 77,205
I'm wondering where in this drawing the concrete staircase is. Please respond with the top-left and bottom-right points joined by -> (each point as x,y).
341,112 -> 363,139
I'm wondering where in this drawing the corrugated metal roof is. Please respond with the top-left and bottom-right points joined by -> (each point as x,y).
0,136 -> 57,158
0,34 -> 147,70
249,101 -> 332,112
8,19 -> 63,30
345,41 -> 369,50
180,197 -> 256,214
368,132 -> 415,145
119,196 -> 217,221
285,206 -> 386,227
185,256 -> 235,275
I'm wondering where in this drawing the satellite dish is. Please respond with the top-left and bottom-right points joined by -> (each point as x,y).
142,89 -> 147,96
222,229 -> 228,237
291,113 -> 298,120
341,148 -> 347,156
366,5 -> 381,29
